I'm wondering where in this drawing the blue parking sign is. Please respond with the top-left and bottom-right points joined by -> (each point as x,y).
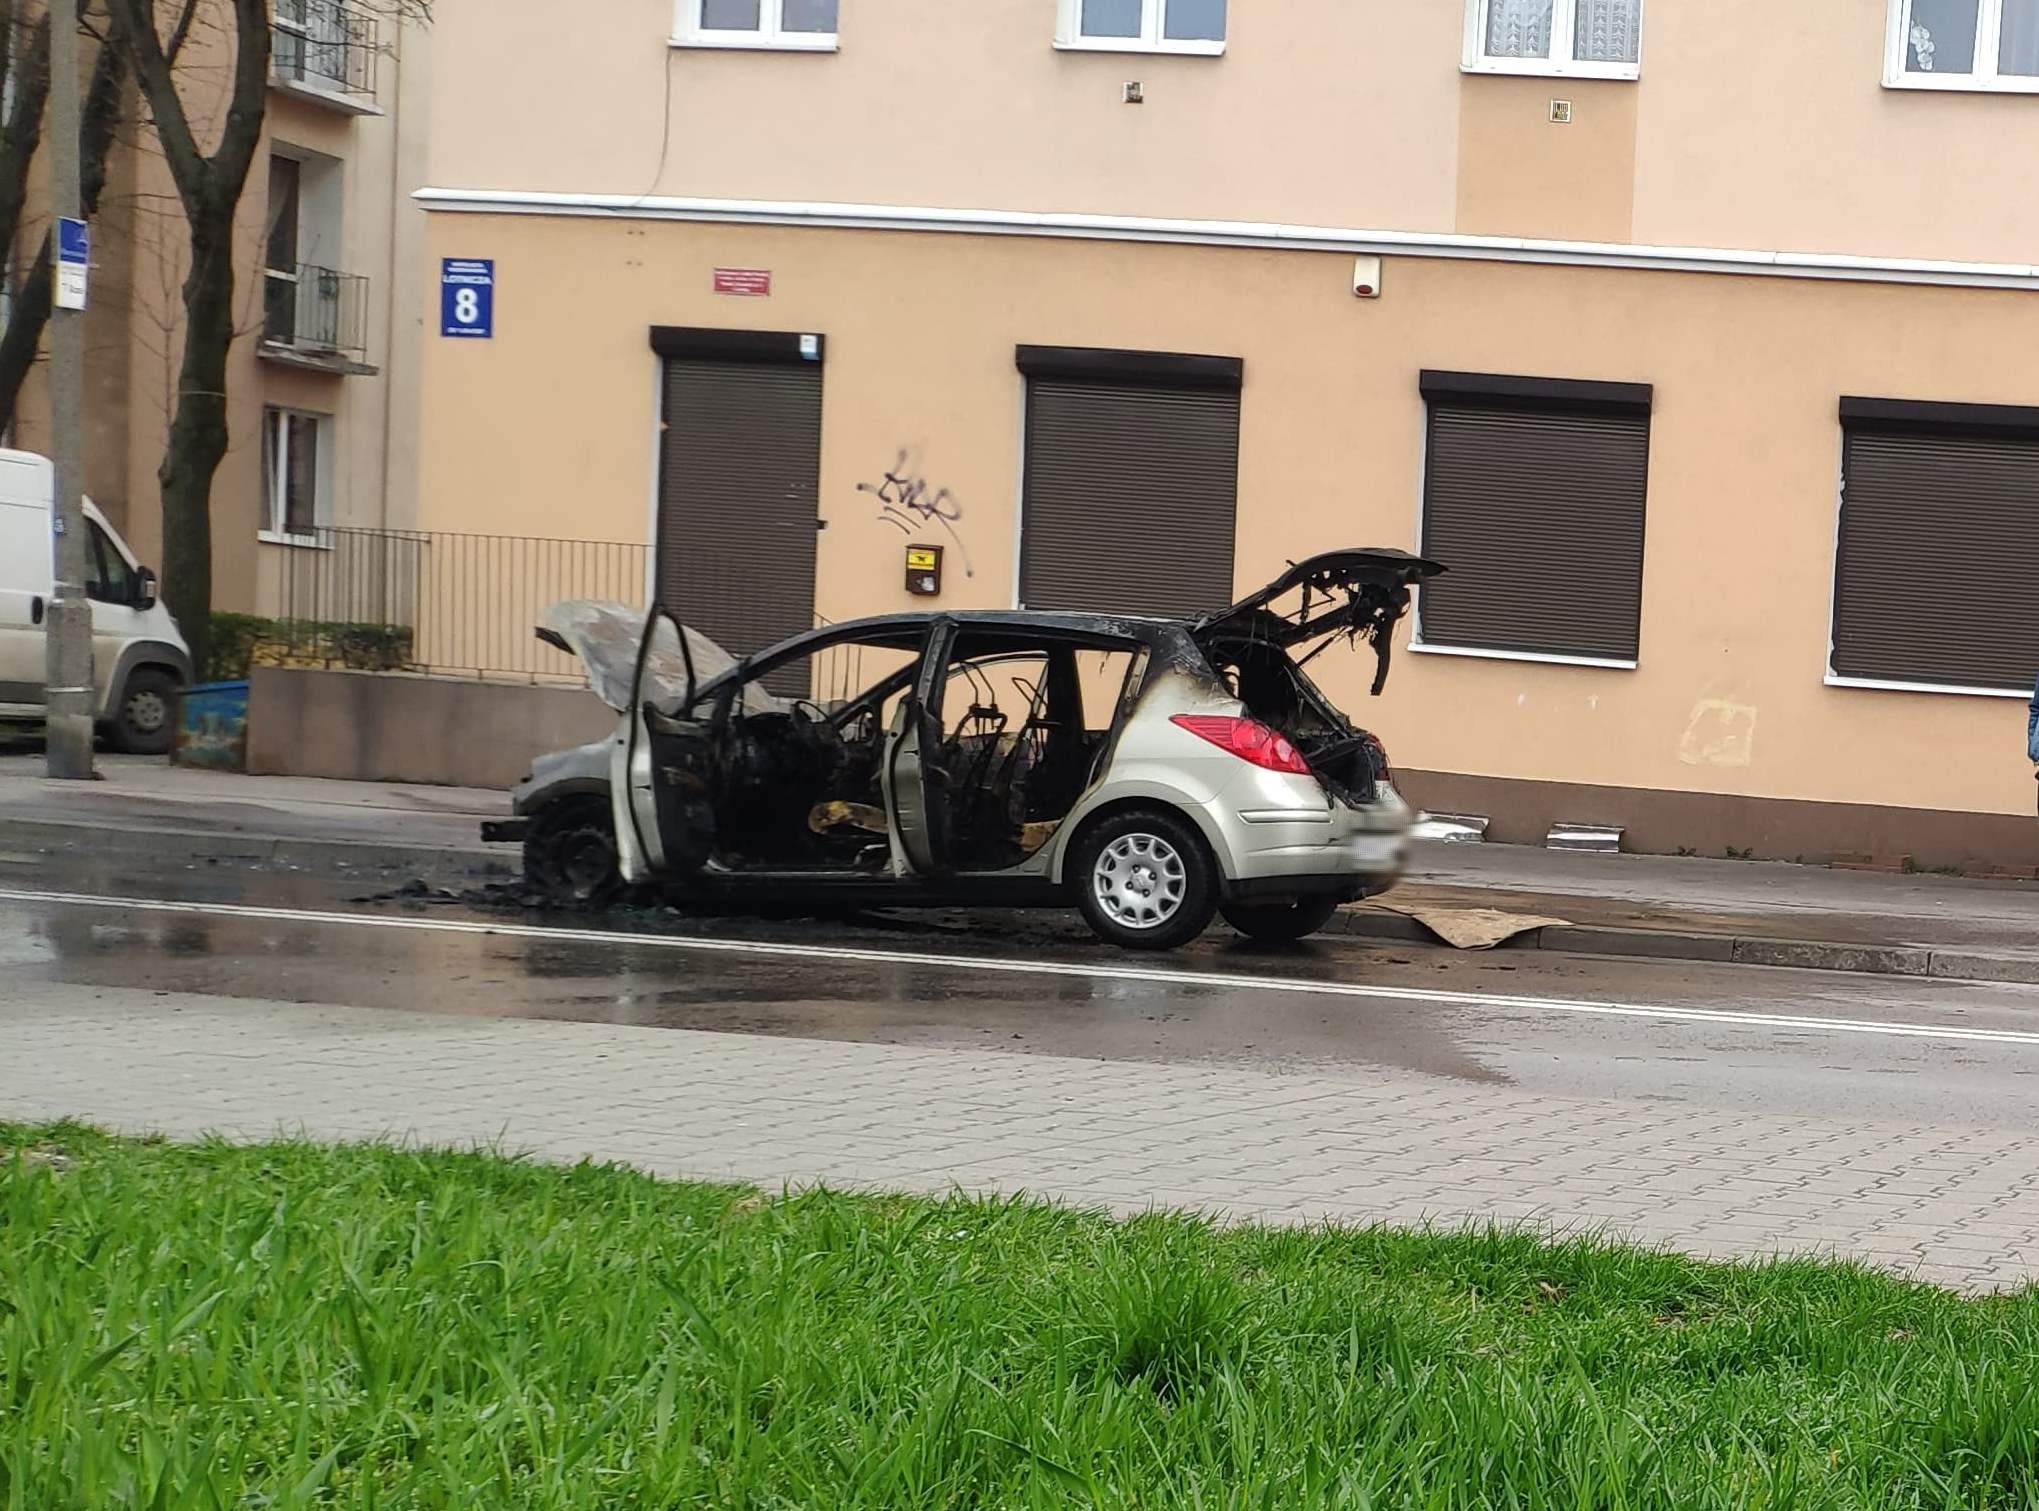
441,258 -> 494,339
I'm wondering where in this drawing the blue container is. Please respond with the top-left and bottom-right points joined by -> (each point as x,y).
174,680 -> 250,771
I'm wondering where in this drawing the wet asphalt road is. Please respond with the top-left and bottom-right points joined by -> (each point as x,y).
5,845 -> 2039,1129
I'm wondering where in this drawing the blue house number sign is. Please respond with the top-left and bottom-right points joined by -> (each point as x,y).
441,258 -> 494,339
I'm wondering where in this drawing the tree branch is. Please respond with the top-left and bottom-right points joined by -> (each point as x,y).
214,0 -> 271,193
103,0 -> 207,206
0,11 -> 52,263
163,0 -> 199,66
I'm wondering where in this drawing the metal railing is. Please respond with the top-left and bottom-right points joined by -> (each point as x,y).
271,528 -> 652,683
272,0 -> 380,101
262,263 -> 371,361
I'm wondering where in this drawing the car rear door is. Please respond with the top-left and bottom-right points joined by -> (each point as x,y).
886,618 -> 955,877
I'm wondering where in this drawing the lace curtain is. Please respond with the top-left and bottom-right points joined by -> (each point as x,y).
1484,0 -> 1553,58
1484,0 -> 1639,63
1575,0 -> 1641,63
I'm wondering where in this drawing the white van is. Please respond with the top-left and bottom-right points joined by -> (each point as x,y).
0,448 -> 193,754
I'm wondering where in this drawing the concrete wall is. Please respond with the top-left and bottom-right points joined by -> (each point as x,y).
247,666 -> 615,789
7,1 -> 431,614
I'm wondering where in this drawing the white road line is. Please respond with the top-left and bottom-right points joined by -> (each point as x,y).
1,885 -> 2032,1049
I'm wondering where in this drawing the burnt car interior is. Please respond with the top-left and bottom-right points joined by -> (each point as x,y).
1191,549 -> 1442,805
635,551 -> 1437,880
680,628 -> 925,872
1198,635 -> 1386,805
923,632 -> 1146,873
650,625 -> 1145,876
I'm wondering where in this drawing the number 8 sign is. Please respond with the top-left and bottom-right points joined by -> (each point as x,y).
440,258 -> 495,339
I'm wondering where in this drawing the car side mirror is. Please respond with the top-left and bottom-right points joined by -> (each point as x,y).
131,567 -> 158,611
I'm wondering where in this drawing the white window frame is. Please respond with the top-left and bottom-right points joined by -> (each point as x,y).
1883,0 -> 2039,92
258,406 -> 335,546
1461,0 -> 1643,80
1054,0 -> 1226,57
672,0 -> 838,52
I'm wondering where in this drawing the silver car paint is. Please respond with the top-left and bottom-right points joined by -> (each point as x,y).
1039,669 -> 1409,894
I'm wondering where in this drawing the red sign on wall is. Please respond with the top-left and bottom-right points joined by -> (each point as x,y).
713,267 -> 772,296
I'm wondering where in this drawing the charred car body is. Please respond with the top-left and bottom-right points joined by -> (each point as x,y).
487,550 -> 1442,950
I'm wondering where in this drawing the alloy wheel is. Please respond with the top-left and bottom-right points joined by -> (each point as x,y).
1091,832 -> 1188,931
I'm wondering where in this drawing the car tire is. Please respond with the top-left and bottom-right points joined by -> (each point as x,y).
1219,895 -> 1342,944
523,794 -> 623,908
1071,806 -> 1218,952
105,668 -> 180,755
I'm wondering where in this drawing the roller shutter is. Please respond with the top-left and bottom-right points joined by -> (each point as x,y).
1017,345 -> 1242,619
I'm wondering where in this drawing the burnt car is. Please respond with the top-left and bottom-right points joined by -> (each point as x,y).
486,549 -> 1442,951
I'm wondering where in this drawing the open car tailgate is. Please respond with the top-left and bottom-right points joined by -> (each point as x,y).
1192,548 -> 1445,695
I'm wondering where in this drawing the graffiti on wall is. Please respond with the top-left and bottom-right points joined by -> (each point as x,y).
859,447 -> 975,578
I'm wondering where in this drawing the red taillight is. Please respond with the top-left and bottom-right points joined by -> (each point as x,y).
1171,714 -> 1314,776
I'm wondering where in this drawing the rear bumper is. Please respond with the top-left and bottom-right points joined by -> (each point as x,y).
1224,871 -> 1397,903
1212,782 -> 1411,889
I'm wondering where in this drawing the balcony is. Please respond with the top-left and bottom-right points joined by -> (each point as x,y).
260,263 -> 377,376
270,0 -> 381,114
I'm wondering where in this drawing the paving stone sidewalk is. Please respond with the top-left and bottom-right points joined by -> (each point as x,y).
8,982 -> 2039,1293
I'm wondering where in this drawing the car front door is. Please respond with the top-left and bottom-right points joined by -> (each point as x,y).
84,517 -> 148,712
617,607 -> 715,882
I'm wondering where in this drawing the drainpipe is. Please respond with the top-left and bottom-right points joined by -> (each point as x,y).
377,7 -> 405,531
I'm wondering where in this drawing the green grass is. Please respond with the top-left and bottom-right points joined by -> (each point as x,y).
5,1125 -> 2039,1509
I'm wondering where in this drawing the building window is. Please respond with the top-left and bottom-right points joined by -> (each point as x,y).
1830,398 -> 2039,694
1016,346 -> 1241,619
1463,0 -> 1643,79
260,407 -> 332,543
1885,0 -> 2039,90
673,0 -> 838,50
1416,371 -> 1652,667
1055,0 -> 1227,55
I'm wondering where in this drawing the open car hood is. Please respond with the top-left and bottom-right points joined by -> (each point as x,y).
1192,548 -> 1445,696
539,600 -> 749,714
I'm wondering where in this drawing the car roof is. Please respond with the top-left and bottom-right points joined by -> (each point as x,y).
797,608 -> 1187,646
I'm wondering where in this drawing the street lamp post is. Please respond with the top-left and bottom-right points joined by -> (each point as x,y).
44,0 -> 96,780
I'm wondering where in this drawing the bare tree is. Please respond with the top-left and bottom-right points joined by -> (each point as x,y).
0,0 -> 126,435
98,0 -> 266,678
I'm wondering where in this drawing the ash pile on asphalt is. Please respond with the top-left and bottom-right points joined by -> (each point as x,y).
350,877 -> 1092,948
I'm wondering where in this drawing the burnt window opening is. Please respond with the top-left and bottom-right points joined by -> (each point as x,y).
1832,397 -> 2039,692
1017,345 -> 1243,621
924,632 -> 1149,872
1416,369 -> 1652,665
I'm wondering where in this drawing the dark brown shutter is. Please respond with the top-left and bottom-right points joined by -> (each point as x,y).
655,349 -> 822,686
1833,420 -> 2039,691
1019,366 -> 1240,619
1418,377 -> 1651,662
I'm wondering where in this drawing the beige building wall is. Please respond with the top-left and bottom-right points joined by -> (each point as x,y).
8,1 -> 430,622
426,0 -> 2039,266
413,212 -> 2038,831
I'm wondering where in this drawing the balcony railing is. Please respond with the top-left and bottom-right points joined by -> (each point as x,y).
262,262 -> 370,364
272,0 -> 379,104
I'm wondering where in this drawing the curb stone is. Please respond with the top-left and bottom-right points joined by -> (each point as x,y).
0,818 -> 508,881
1335,908 -> 2039,987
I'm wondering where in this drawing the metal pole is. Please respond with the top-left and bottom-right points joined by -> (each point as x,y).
43,0 -> 95,779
